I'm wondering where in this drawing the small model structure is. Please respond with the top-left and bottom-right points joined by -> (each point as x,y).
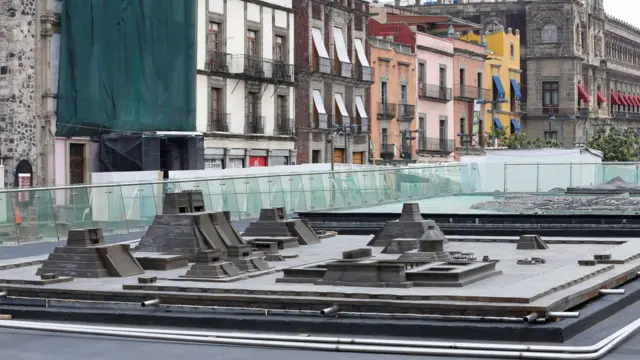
397,226 -> 452,262
162,190 -> 205,214
242,207 -> 329,248
367,203 -> 446,247
36,228 -> 144,278
516,234 -> 549,250
182,250 -> 242,279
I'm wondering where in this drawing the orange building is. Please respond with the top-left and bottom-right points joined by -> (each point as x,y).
368,35 -> 417,161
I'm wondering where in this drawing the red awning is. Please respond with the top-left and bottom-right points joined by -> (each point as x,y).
627,93 -> 637,107
597,91 -> 606,103
577,84 -> 590,103
611,91 -> 621,106
620,92 -> 629,107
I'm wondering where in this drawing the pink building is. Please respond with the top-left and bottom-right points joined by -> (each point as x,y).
416,32 -> 455,162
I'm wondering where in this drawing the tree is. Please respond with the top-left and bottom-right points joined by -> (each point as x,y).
587,126 -> 640,161
487,129 -> 563,149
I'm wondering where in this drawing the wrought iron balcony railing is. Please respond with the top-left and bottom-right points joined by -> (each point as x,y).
398,104 -> 415,121
205,51 -> 232,72
526,107 -> 590,118
245,115 -> 265,135
275,116 -> 294,135
208,112 -> 229,132
312,113 -> 329,130
311,56 -> 374,82
379,143 -> 395,160
612,111 -> 640,120
418,137 -> 455,153
227,55 -> 293,83
419,84 -> 453,102
377,102 -> 396,120
454,84 -> 491,101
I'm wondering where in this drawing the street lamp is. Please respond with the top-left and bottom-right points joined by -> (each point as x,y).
476,98 -> 508,146
329,123 -> 355,171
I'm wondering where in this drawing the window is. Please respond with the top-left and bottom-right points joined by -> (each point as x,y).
459,117 -> 466,135
312,3 -> 321,20
275,36 -> 285,61
510,44 -> 515,58
381,81 -> 388,104
69,143 -> 86,185
312,150 -> 321,163
209,22 -> 220,51
419,116 -> 426,149
439,65 -> 447,87
418,63 -> 425,86
459,68 -> 466,97
276,95 -> 288,133
477,72 -> 483,98
211,88 -> 220,115
544,131 -> 558,140
354,15 -> 363,31
541,24 -> 558,43
439,116 -> 447,150
381,128 -> 389,145
247,30 -> 257,56
400,85 -> 407,104
542,81 -> 560,110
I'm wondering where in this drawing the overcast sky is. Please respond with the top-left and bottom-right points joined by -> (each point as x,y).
604,0 -> 640,26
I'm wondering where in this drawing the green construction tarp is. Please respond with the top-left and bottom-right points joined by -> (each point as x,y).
56,0 -> 196,137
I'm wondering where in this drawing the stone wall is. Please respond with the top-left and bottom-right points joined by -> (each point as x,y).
0,0 -> 38,185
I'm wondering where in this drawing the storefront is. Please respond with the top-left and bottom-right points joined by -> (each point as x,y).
333,149 -> 344,164
227,148 -> 245,168
204,148 -> 224,169
269,149 -> 290,166
249,156 -> 267,167
352,152 -> 364,164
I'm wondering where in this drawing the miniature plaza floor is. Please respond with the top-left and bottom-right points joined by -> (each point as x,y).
1,234 -> 640,313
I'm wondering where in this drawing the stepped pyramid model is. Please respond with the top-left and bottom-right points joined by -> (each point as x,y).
36,228 -> 144,278
397,225 -> 452,262
242,208 -> 321,245
516,234 -> 549,250
162,191 -> 205,214
368,203 -> 447,247
135,211 -> 246,261
183,249 -> 242,279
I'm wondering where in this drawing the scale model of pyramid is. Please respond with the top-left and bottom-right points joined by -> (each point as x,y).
368,203 -> 447,247
36,228 -> 144,278
516,234 -> 549,250
135,211 -> 246,261
397,224 -> 452,262
242,208 -> 321,245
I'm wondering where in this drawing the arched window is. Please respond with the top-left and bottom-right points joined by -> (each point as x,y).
541,24 -> 558,43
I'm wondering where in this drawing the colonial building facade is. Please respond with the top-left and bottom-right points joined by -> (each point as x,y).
293,0 -> 373,165
402,0 -> 640,146
197,0 -> 297,168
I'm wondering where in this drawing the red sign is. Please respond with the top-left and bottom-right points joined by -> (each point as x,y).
249,156 -> 266,167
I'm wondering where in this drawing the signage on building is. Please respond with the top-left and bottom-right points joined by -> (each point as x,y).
249,156 -> 267,167
204,159 -> 223,169
228,158 -> 244,168
18,173 -> 31,203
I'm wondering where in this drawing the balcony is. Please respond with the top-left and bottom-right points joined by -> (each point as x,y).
275,116 -> 294,136
418,84 -> 452,102
526,107 -> 591,119
380,143 -> 395,160
454,84 -> 491,101
353,118 -> 371,133
310,56 -> 374,83
312,113 -> 329,130
205,51 -> 232,73
352,63 -> 375,83
612,111 -> 640,120
229,55 -> 294,84
208,112 -> 229,132
245,115 -> 265,135
418,137 -> 455,153
377,102 -> 397,120
398,104 -> 415,121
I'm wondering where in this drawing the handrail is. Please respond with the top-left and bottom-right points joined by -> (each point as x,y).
1,163 -> 463,193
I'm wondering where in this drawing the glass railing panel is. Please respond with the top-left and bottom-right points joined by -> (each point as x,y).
120,183 -> 158,234
9,189 -> 58,244
207,178 -> 240,220
308,173 -> 328,210
233,177 -> 263,219
284,175 -> 308,212
90,185 -> 128,236
51,186 -> 95,242
327,172 -> 345,208
0,190 -> 18,246
263,176 -> 286,210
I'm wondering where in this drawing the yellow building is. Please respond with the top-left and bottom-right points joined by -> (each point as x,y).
465,26 -> 521,138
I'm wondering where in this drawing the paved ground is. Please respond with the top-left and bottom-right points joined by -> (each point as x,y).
1,234 -> 635,312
